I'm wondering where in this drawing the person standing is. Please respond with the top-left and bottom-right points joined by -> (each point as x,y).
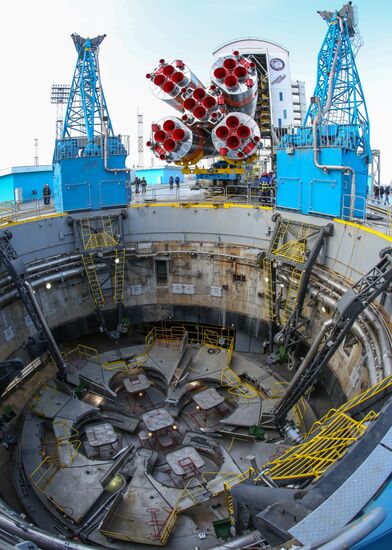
373,183 -> 380,203
169,176 -> 174,189
141,177 -> 147,194
259,172 -> 269,204
43,184 -> 51,205
380,185 -> 385,204
384,183 -> 390,206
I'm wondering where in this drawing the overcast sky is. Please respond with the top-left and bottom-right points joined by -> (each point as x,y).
0,0 -> 391,180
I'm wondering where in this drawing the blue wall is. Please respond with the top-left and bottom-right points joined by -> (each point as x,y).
277,147 -> 368,219
53,155 -> 130,212
135,166 -> 184,185
0,168 -> 53,202
0,174 -> 14,202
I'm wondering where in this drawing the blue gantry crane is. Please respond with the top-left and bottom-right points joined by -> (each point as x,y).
53,33 -> 130,212
276,2 -> 371,219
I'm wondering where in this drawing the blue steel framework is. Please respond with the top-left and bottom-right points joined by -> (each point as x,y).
276,3 -> 371,219
304,4 -> 371,161
62,33 -> 114,150
53,34 -> 129,212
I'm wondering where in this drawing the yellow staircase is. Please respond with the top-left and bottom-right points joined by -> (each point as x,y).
80,216 -> 119,251
282,267 -> 303,325
113,249 -> 126,304
82,254 -> 105,309
270,220 -> 309,264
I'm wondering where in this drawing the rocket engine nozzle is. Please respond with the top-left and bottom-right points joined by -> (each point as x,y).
212,111 -> 261,160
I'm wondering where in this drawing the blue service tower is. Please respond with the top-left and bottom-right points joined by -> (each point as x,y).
53,34 -> 130,212
276,2 -> 371,219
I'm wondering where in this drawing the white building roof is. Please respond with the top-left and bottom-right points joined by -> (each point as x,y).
213,37 -> 289,56
0,165 -> 53,177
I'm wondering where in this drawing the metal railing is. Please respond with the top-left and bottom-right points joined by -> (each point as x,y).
130,182 -> 275,209
1,354 -> 48,400
54,135 -> 130,161
102,327 -> 157,372
263,410 -> 377,481
64,343 -> 100,364
223,468 -> 256,525
0,195 -> 59,226
304,372 -> 392,438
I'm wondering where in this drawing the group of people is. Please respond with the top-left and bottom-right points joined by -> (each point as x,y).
133,176 -> 147,194
169,175 -> 180,189
133,175 -> 181,194
373,183 -> 391,206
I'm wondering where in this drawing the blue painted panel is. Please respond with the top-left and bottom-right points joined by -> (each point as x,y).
0,174 -> 14,202
276,176 -> 302,211
277,146 -> 368,218
54,155 -> 129,212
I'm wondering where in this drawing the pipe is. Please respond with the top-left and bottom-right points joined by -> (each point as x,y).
309,278 -> 384,383
307,286 -> 378,386
103,120 -> 131,175
313,267 -> 392,376
0,509 -> 95,550
0,255 -> 83,288
96,51 -> 131,175
0,260 -> 111,306
275,318 -> 335,415
209,530 -> 262,550
24,280 -> 66,372
312,16 -> 357,219
315,506 -> 386,550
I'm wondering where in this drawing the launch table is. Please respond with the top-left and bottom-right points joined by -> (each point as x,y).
192,388 -> 225,411
123,374 -> 150,394
166,446 -> 205,477
142,408 -> 175,433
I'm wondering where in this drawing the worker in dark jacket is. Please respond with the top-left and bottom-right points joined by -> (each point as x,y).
43,184 -> 51,205
259,173 -> 269,205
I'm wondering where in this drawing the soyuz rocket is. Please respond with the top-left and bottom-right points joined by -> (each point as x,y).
146,52 -> 261,164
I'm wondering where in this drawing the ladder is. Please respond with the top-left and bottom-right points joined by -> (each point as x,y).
82,254 -> 105,308
224,486 -> 235,525
113,249 -> 126,304
262,257 -> 275,322
282,268 -> 303,325
271,220 -> 289,253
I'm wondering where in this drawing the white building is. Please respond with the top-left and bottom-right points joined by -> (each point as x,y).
213,38 -> 306,136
